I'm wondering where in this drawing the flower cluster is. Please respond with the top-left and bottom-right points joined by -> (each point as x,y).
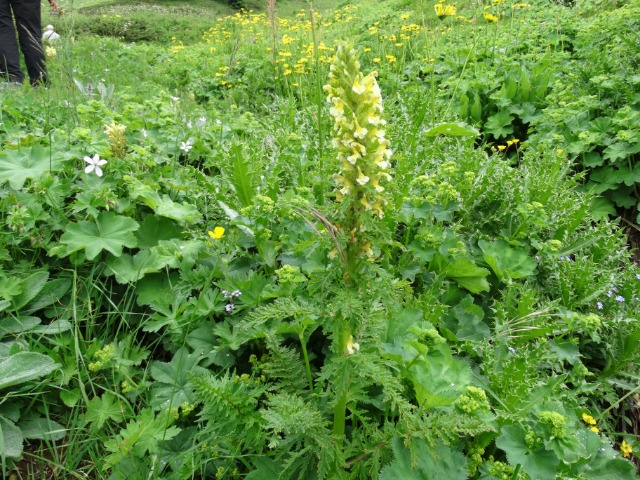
434,2 -> 457,18
222,289 -> 241,314
104,122 -> 127,159
324,44 -> 393,219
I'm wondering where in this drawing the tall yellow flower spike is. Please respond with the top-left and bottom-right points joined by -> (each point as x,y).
323,44 -> 392,219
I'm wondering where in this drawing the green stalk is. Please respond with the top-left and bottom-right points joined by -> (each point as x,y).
299,332 -> 314,391
332,327 -> 350,438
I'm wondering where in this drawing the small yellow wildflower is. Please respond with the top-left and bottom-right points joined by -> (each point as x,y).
582,413 -> 597,425
589,426 -> 600,433
208,226 -> 225,239
497,145 -> 506,151
484,12 -> 499,22
385,54 -> 397,63
557,148 -> 564,155
373,58 -> 381,63
621,440 -> 633,458
434,3 -> 457,17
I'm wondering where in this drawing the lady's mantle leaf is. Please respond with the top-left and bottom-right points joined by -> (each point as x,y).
59,212 -> 139,260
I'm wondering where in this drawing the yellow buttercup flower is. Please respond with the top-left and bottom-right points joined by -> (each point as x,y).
484,12 -> 499,22
208,226 -> 225,239
581,413 -> 597,425
620,440 -> 633,458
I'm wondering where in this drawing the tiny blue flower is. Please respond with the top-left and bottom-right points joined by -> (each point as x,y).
222,290 -> 230,298
231,290 -> 242,298
615,295 -> 625,303
225,304 -> 234,313
596,301 -> 603,310
636,273 -> 640,280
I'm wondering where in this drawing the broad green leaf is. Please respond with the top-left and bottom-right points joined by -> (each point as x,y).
496,425 -> 558,480
19,418 -> 66,441
603,142 -> 640,162
444,296 -> 489,341
31,319 -> 72,335
84,392 -> 126,430
23,278 -> 71,314
409,344 -> 471,408
0,415 -> 23,459
424,122 -> 479,138
105,250 -> 165,284
484,111 -> 514,139
0,145 -> 63,190
150,347 -> 207,410
152,194 -> 200,225
227,143 -> 256,208
590,197 -> 616,220
0,352 -> 58,390
11,271 -> 49,311
0,316 -> 41,336
246,458 -> 285,480
60,388 -> 81,408
136,215 -> 183,248
479,239 -> 536,281
442,256 -> 490,294
59,211 -> 139,260
380,437 -> 467,480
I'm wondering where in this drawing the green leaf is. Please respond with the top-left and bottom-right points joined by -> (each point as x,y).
136,215 -> 183,248
105,250 -> 165,284
496,425 -> 558,480
0,145 -> 63,190
11,271 -> 49,311
150,347 -> 207,410
60,388 -> 81,408
0,316 -> 41,337
424,122 -> 479,138
380,437 -> 467,480
444,296 -> 489,341
246,458 -> 285,480
19,418 -> 66,441
0,352 -> 58,390
0,415 -> 23,459
484,110 -> 514,139
84,392 -> 126,430
59,211 -> 139,260
23,278 -> 71,314
590,197 -> 616,220
227,143 -> 256,208
479,239 -> 536,281
409,344 -> 471,408
603,142 -> 640,162
442,256 -> 490,294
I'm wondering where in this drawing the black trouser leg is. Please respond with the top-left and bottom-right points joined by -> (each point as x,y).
0,0 -> 24,83
11,0 -> 46,85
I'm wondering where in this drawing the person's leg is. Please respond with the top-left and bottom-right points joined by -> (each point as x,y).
0,0 -> 24,83
11,0 -> 46,85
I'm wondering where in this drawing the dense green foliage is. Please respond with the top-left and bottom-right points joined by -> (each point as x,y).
1,0 -> 639,478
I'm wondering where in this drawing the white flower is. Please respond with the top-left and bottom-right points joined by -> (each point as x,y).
84,154 -> 107,177
195,116 -> 207,127
140,128 -> 147,138
180,141 -> 192,153
170,95 -> 180,102
346,335 -> 360,355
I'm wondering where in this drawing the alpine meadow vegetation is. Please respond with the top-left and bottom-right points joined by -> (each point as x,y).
1,0 -> 639,478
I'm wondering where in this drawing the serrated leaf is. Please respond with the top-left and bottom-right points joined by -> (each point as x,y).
149,347 -> 206,410
0,145 -> 63,190
496,425 -> 558,480
246,457 -> 285,480
59,211 -> 139,260
0,352 -> 58,390
484,110 -> 514,139
105,250 -> 165,284
380,437 -> 467,480
84,392 -> 126,430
